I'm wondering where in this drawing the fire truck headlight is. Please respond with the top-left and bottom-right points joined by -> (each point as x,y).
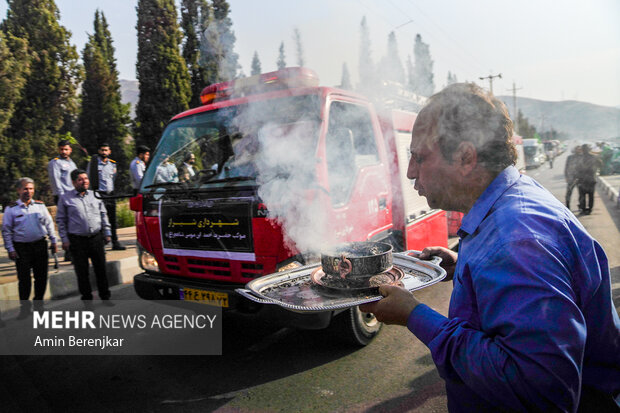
139,248 -> 159,272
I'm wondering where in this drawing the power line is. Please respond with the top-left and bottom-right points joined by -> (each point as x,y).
479,72 -> 502,94
507,82 -> 523,133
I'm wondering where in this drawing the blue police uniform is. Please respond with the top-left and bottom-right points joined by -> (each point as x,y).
88,156 -> 124,249
47,157 -> 77,202
130,157 -> 146,190
2,200 -> 57,307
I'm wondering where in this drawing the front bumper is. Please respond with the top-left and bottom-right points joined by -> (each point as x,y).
133,272 -> 333,330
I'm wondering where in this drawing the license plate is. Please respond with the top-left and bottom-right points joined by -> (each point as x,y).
181,287 -> 229,308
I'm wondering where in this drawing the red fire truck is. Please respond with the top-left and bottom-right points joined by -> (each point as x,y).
130,67 -> 448,345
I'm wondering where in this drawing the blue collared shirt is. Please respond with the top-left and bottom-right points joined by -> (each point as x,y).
47,157 -> 77,196
2,200 -> 57,252
130,157 -> 146,189
96,157 -> 117,193
408,166 -> 620,412
55,190 -> 111,243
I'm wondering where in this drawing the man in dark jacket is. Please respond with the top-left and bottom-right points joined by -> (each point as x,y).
576,143 -> 601,215
564,145 -> 582,209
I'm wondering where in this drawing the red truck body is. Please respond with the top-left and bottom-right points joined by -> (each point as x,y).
131,68 -> 447,334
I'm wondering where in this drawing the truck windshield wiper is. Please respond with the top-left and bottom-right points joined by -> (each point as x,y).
201,176 -> 256,184
143,181 -> 185,189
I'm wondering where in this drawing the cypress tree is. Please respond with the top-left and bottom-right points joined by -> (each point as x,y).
250,51 -> 261,75
212,0 -> 239,81
1,0 -> 81,203
198,0 -> 221,86
293,27 -> 304,67
411,34 -> 435,97
79,10 -> 131,192
181,0 -> 209,107
276,42 -> 286,70
340,62 -> 352,90
135,0 -> 191,150
358,16 -> 376,92
0,32 -> 29,206
380,31 -> 405,85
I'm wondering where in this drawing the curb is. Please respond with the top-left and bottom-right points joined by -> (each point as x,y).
597,176 -> 620,208
0,255 -> 140,311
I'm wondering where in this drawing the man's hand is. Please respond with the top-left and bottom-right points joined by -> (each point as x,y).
104,236 -> 111,245
359,285 -> 420,326
416,246 -> 458,281
50,243 -> 57,254
62,242 -> 70,251
8,251 -> 18,261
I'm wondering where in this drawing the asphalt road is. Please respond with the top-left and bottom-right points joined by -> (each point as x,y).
1,149 -> 618,413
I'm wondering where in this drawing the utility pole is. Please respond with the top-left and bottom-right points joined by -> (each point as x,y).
479,73 -> 502,94
507,82 -> 523,134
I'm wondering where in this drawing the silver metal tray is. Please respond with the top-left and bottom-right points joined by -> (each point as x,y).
235,251 -> 446,313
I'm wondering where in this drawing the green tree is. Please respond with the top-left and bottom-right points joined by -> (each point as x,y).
197,0 -> 221,85
250,51 -> 261,75
212,0 -> 239,81
79,10 -> 131,192
1,0 -> 81,204
135,0 -> 191,150
0,32 -> 28,137
358,16 -> 376,92
411,34 -> 434,97
380,31 -> 405,85
340,62 -> 352,90
0,32 -> 29,206
181,0 -> 209,107
446,71 -> 458,85
516,109 -> 537,139
276,41 -> 286,70
293,27 -> 304,67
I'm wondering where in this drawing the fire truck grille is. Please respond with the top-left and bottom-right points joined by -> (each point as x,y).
160,255 -> 271,281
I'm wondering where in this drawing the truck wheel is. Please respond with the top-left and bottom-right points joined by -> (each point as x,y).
330,306 -> 382,346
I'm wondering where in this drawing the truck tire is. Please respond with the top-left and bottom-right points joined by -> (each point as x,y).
330,306 -> 382,346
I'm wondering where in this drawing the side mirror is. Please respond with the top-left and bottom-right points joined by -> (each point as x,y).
129,194 -> 143,212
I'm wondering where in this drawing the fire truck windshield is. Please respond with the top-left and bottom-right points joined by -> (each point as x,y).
140,95 -> 320,192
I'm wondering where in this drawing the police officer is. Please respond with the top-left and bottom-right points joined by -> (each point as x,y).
88,142 -> 125,251
48,139 -> 77,205
48,139 -> 77,261
130,145 -> 150,193
2,178 -> 57,317
56,169 -> 112,304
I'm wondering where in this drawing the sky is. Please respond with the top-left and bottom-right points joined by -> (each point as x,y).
1,0 -> 619,107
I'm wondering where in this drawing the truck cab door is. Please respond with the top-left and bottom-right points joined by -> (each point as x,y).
324,100 -> 392,242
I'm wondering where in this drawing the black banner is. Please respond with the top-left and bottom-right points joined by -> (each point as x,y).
160,199 -> 254,253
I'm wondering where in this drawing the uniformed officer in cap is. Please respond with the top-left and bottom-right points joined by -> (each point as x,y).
130,145 -> 150,193
48,139 -> 77,205
88,142 -> 126,250
2,177 -> 57,317
48,139 -> 77,261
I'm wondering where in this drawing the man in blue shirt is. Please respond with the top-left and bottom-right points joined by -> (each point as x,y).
56,169 -> 112,304
361,83 -> 619,412
87,142 -> 125,250
2,178 -> 57,317
130,145 -> 150,193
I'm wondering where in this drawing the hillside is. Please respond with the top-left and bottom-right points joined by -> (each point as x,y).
497,96 -> 620,141
119,79 -> 139,118
118,79 -> 619,141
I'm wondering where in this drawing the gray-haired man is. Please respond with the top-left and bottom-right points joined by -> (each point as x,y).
2,178 -> 57,317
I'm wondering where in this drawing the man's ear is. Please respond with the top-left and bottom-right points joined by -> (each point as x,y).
452,141 -> 477,175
